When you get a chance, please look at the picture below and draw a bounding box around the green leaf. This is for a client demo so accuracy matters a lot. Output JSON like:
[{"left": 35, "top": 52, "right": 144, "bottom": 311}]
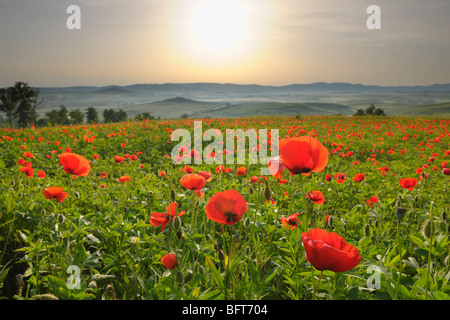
[
  {"left": 409, "top": 234, "right": 425, "bottom": 247},
  {"left": 262, "top": 267, "right": 280, "bottom": 286},
  {"left": 205, "top": 255, "right": 224, "bottom": 290}
]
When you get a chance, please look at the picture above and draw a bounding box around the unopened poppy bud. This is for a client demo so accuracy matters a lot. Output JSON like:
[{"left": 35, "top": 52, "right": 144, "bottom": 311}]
[
  {"left": 327, "top": 215, "right": 334, "bottom": 228},
  {"left": 184, "top": 269, "right": 193, "bottom": 282},
  {"left": 171, "top": 189, "right": 176, "bottom": 202},
  {"left": 364, "top": 224, "right": 370, "bottom": 237},
  {"left": 263, "top": 185, "right": 271, "bottom": 202},
  {"left": 217, "top": 249, "right": 225, "bottom": 262},
  {"left": 374, "top": 219, "right": 379, "bottom": 228},
  {"left": 172, "top": 215, "right": 182, "bottom": 231},
  {"left": 249, "top": 186, "right": 254, "bottom": 195},
  {"left": 442, "top": 209, "right": 447, "bottom": 221},
  {"left": 421, "top": 220, "right": 432, "bottom": 239},
  {"left": 395, "top": 207, "right": 407, "bottom": 221}
]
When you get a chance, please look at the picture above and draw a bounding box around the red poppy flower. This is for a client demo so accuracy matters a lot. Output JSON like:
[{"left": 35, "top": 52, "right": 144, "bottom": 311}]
[
  {"left": 114, "top": 155, "right": 124, "bottom": 164},
  {"left": 334, "top": 173, "right": 346, "bottom": 183},
  {"left": 302, "top": 228, "right": 361, "bottom": 273},
  {"left": 305, "top": 190, "right": 325, "bottom": 205},
  {"left": 215, "top": 165, "right": 226, "bottom": 173},
  {"left": 353, "top": 173, "right": 365, "bottom": 182},
  {"left": 23, "top": 151, "right": 34, "bottom": 158},
  {"left": 236, "top": 167, "right": 247, "bottom": 176},
  {"left": 278, "top": 136, "right": 329, "bottom": 175},
  {"left": 198, "top": 171, "right": 213, "bottom": 182},
  {"left": 21, "top": 167, "right": 34, "bottom": 178},
  {"left": 37, "top": 170, "right": 46, "bottom": 178},
  {"left": 118, "top": 175, "right": 130, "bottom": 183},
  {"left": 161, "top": 253, "right": 178, "bottom": 269},
  {"left": 182, "top": 165, "right": 194, "bottom": 173},
  {"left": 281, "top": 212, "right": 301, "bottom": 230},
  {"left": 59, "top": 152, "right": 91, "bottom": 177},
  {"left": 205, "top": 189, "right": 247, "bottom": 225},
  {"left": 44, "top": 187, "right": 68, "bottom": 202},
  {"left": 325, "top": 174, "right": 332, "bottom": 181},
  {"left": 180, "top": 173, "right": 206, "bottom": 190},
  {"left": 399, "top": 178, "right": 418, "bottom": 190},
  {"left": 443, "top": 168, "right": 450, "bottom": 175},
  {"left": 366, "top": 196, "right": 379, "bottom": 207},
  {"left": 150, "top": 202, "right": 185, "bottom": 231}
]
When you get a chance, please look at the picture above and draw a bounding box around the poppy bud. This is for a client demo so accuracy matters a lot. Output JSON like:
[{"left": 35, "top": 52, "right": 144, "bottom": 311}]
[
  {"left": 327, "top": 215, "right": 334, "bottom": 228},
  {"left": 217, "top": 249, "right": 225, "bottom": 262},
  {"left": 263, "top": 184, "right": 271, "bottom": 202},
  {"left": 171, "top": 189, "right": 176, "bottom": 202},
  {"left": 395, "top": 207, "right": 407, "bottom": 221},
  {"left": 421, "top": 220, "right": 432, "bottom": 239},
  {"left": 442, "top": 209, "right": 447, "bottom": 221},
  {"left": 364, "top": 224, "right": 370, "bottom": 237},
  {"left": 244, "top": 217, "right": 251, "bottom": 228},
  {"left": 374, "top": 219, "right": 379, "bottom": 228},
  {"left": 184, "top": 269, "right": 193, "bottom": 282},
  {"left": 249, "top": 186, "right": 254, "bottom": 195},
  {"left": 172, "top": 215, "right": 182, "bottom": 232}
]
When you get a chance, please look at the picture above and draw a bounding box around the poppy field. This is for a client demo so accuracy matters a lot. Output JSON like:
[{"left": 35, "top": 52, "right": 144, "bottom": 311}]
[{"left": 0, "top": 115, "right": 449, "bottom": 301}]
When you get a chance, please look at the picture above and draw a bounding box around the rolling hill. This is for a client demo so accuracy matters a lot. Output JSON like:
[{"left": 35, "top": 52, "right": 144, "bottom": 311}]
[{"left": 21, "top": 82, "right": 450, "bottom": 119}]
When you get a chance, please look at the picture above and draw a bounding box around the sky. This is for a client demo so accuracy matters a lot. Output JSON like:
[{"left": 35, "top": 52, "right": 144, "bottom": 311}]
[{"left": 1, "top": 0, "right": 450, "bottom": 88}]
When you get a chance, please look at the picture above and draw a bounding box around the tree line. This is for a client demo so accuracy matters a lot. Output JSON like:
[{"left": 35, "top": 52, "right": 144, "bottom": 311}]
[
  {"left": 353, "top": 104, "right": 386, "bottom": 116},
  {"left": 0, "top": 81, "right": 156, "bottom": 127}
]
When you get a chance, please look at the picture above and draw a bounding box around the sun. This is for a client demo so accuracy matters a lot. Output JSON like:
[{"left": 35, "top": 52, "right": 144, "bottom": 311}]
[
  {"left": 189, "top": 0, "right": 245, "bottom": 52},
  {"left": 182, "top": 0, "right": 253, "bottom": 61}
]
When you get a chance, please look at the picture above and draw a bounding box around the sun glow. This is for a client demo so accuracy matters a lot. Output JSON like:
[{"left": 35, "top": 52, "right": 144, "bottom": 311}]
[
  {"left": 178, "top": 0, "right": 261, "bottom": 63},
  {"left": 189, "top": 0, "right": 245, "bottom": 52}
]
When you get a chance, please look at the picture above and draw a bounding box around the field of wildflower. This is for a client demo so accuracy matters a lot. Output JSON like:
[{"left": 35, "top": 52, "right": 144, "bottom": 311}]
[{"left": 0, "top": 115, "right": 449, "bottom": 301}]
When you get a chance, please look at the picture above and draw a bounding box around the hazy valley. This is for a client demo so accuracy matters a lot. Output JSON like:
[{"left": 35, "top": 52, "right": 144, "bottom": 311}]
[{"left": 33, "top": 82, "right": 450, "bottom": 120}]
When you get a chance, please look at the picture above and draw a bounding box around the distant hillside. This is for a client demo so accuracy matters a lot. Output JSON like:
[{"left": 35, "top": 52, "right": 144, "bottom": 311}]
[
  {"left": 22, "top": 81, "right": 450, "bottom": 119},
  {"left": 191, "top": 102, "right": 352, "bottom": 118},
  {"left": 92, "top": 85, "right": 134, "bottom": 95},
  {"left": 126, "top": 97, "right": 222, "bottom": 118}
]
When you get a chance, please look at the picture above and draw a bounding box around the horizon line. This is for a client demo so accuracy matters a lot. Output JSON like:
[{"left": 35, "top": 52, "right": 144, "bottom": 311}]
[{"left": 25, "top": 81, "right": 450, "bottom": 89}]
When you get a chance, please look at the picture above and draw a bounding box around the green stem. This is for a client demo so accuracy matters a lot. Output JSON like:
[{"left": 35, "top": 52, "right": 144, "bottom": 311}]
[
  {"left": 425, "top": 201, "right": 434, "bottom": 300},
  {"left": 299, "top": 174, "right": 309, "bottom": 227},
  {"left": 311, "top": 269, "right": 323, "bottom": 300},
  {"left": 394, "top": 218, "right": 403, "bottom": 300},
  {"left": 191, "top": 193, "right": 197, "bottom": 235}
]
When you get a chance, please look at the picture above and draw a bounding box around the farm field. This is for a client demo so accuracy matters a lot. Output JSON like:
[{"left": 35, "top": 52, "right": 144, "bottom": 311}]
[{"left": 0, "top": 114, "right": 449, "bottom": 301}]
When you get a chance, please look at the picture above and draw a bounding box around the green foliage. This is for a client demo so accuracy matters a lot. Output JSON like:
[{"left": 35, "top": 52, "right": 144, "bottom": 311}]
[
  {"left": 0, "top": 114, "right": 448, "bottom": 301},
  {"left": 0, "top": 81, "right": 41, "bottom": 127},
  {"left": 103, "top": 108, "right": 128, "bottom": 123}
]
